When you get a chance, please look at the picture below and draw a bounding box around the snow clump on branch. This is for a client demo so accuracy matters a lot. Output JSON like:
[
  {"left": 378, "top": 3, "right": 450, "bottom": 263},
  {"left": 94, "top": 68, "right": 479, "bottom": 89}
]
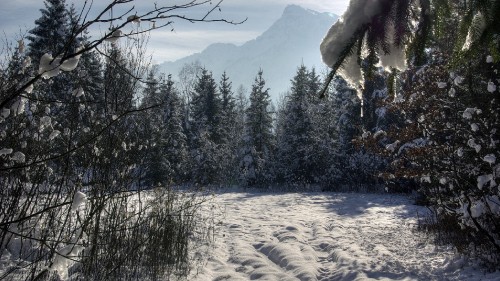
[
  {"left": 38, "top": 46, "right": 83, "bottom": 79},
  {"left": 320, "top": 0, "right": 406, "bottom": 89}
]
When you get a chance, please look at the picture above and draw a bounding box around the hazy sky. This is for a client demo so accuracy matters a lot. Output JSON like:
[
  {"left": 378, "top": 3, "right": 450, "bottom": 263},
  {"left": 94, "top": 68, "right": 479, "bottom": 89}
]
[{"left": 0, "top": 0, "right": 348, "bottom": 63}]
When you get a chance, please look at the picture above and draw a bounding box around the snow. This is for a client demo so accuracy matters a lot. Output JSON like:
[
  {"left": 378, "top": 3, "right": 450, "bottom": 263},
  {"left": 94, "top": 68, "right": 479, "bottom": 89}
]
[
  {"left": 421, "top": 175, "right": 432, "bottom": 183},
  {"left": 385, "top": 140, "right": 400, "bottom": 152},
  {"left": 486, "top": 56, "right": 494, "bottom": 63},
  {"left": 373, "top": 130, "right": 386, "bottom": 139},
  {"left": 22, "top": 57, "right": 31, "bottom": 69},
  {"left": 127, "top": 15, "right": 141, "bottom": 24},
  {"left": 59, "top": 57, "right": 79, "bottom": 72},
  {"left": 437, "top": 82, "right": 447, "bottom": 88},
  {"left": 48, "top": 130, "right": 60, "bottom": 140},
  {"left": 1, "top": 108, "right": 10, "bottom": 119},
  {"left": 320, "top": 0, "right": 395, "bottom": 87},
  {"left": 193, "top": 191, "right": 500, "bottom": 281},
  {"left": 39, "top": 53, "right": 61, "bottom": 79},
  {"left": 25, "top": 83, "right": 34, "bottom": 94},
  {"left": 467, "top": 139, "right": 481, "bottom": 153},
  {"left": 487, "top": 82, "right": 496, "bottom": 93},
  {"left": 453, "top": 76, "right": 464, "bottom": 86},
  {"left": 39, "top": 48, "right": 82, "bottom": 78},
  {"left": 449, "top": 87, "right": 456, "bottom": 97},
  {"left": 462, "top": 108, "right": 477, "bottom": 119},
  {"left": 104, "top": 29, "right": 123, "bottom": 43},
  {"left": 11, "top": 151, "right": 25, "bottom": 163},
  {"left": 72, "top": 87, "right": 84, "bottom": 98},
  {"left": 462, "top": 12, "right": 486, "bottom": 51},
  {"left": 0, "top": 148, "right": 13, "bottom": 156},
  {"left": 379, "top": 23, "right": 407, "bottom": 72},
  {"left": 39, "top": 116, "right": 52, "bottom": 131},
  {"left": 51, "top": 244, "right": 85, "bottom": 280},
  {"left": 477, "top": 174, "right": 494, "bottom": 190},
  {"left": 70, "top": 191, "right": 87, "bottom": 211},
  {"left": 59, "top": 46, "right": 82, "bottom": 72},
  {"left": 10, "top": 97, "right": 26, "bottom": 116},
  {"left": 483, "top": 154, "right": 496, "bottom": 165}
]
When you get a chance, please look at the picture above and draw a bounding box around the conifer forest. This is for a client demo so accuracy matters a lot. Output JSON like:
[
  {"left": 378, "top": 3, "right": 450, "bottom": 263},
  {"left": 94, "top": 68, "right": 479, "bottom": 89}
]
[{"left": 0, "top": 0, "right": 499, "bottom": 280}]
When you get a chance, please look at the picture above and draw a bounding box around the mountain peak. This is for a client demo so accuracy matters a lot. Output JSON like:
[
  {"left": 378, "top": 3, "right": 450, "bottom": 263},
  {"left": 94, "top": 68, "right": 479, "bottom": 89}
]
[
  {"left": 282, "top": 4, "right": 310, "bottom": 16},
  {"left": 159, "top": 5, "right": 338, "bottom": 100}
]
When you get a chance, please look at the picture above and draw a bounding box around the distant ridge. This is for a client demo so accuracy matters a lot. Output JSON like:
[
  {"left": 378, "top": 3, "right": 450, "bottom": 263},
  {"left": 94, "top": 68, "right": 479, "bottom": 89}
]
[{"left": 159, "top": 5, "right": 338, "bottom": 100}]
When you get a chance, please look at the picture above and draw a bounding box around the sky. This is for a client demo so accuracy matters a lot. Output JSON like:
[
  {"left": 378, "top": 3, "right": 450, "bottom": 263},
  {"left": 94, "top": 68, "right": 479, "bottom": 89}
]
[{"left": 0, "top": 0, "right": 349, "bottom": 64}]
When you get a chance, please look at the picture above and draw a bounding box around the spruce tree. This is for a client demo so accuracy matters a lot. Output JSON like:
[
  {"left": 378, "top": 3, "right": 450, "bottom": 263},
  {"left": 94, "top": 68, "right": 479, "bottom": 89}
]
[
  {"left": 275, "top": 65, "right": 318, "bottom": 185},
  {"left": 219, "top": 71, "right": 237, "bottom": 143},
  {"left": 190, "top": 68, "right": 222, "bottom": 143},
  {"left": 27, "top": 0, "right": 69, "bottom": 61},
  {"left": 162, "top": 75, "right": 189, "bottom": 183},
  {"left": 189, "top": 68, "right": 223, "bottom": 184},
  {"left": 218, "top": 72, "right": 240, "bottom": 183},
  {"left": 140, "top": 68, "right": 165, "bottom": 186},
  {"left": 240, "top": 70, "right": 274, "bottom": 186},
  {"left": 103, "top": 47, "right": 135, "bottom": 114}
]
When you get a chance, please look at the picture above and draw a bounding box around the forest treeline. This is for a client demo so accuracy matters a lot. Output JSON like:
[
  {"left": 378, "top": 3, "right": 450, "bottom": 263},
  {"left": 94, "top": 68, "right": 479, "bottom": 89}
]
[{"left": 0, "top": 0, "right": 499, "bottom": 279}]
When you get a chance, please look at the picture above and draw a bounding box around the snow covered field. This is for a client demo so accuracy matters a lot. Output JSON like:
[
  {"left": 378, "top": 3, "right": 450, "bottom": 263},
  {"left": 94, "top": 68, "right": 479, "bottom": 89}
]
[{"left": 193, "top": 191, "right": 500, "bottom": 281}]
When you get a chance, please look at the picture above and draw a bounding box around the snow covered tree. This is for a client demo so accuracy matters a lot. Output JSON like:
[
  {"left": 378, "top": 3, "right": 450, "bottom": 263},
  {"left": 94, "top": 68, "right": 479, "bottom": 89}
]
[
  {"left": 0, "top": 1, "right": 240, "bottom": 279},
  {"left": 356, "top": 14, "right": 500, "bottom": 264},
  {"left": 190, "top": 68, "right": 222, "bottom": 143},
  {"left": 161, "top": 74, "right": 189, "bottom": 184},
  {"left": 319, "top": 0, "right": 500, "bottom": 97},
  {"left": 140, "top": 68, "right": 166, "bottom": 186},
  {"left": 189, "top": 68, "right": 224, "bottom": 184},
  {"left": 275, "top": 65, "right": 317, "bottom": 185},
  {"left": 103, "top": 46, "right": 136, "bottom": 114},
  {"left": 240, "top": 70, "right": 275, "bottom": 186},
  {"left": 140, "top": 70, "right": 189, "bottom": 186},
  {"left": 219, "top": 71, "right": 238, "bottom": 143},
  {"left": 218, "top": 72, "right": 241, "bottom": 183}
]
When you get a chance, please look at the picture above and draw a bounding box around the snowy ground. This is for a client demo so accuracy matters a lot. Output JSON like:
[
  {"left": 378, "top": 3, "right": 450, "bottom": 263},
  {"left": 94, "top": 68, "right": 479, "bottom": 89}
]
[{"left": 193, "top": 191, "right": 500, "bottom": 281}]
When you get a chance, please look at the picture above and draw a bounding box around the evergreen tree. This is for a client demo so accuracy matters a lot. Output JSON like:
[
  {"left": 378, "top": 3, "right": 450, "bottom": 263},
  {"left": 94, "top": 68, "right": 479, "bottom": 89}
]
[
  {"left": 162, "top": 74, "right": 189, "bottom": 183},
  {"left": 218, "top": 72, "right": 240, "bottom": 183},
  {"left": 321, "top": 0, "right": 500, "bottom": 96},
  {"left": 190, "top": 68, "right": 222, "bottom": 143},
  {"left": 275, "top": 65, "right": 316, "bottom": 184},
  {"left": 103, "top": 47, "right": 135, "bottom": 114},
  {"left": 219, "top": 71, "right": 237, "bottom": 143},
  {"left": 140, "top": 68, "right": 165, "bottom": 186},
  {"left": 189, "top": 68, "right": 224, "bottom": 184},
  {"left": 27, "top": 0, "right": 69, "bottom": 61},
  {"left": 240, "top": 70, "right": 274, "bottom": 186}
]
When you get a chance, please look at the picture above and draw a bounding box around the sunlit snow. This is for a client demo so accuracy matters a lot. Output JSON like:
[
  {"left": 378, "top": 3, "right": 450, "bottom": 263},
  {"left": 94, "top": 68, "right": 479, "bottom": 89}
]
[{"left": 192, "top": 191, "right": 499, "bottom": 281}]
